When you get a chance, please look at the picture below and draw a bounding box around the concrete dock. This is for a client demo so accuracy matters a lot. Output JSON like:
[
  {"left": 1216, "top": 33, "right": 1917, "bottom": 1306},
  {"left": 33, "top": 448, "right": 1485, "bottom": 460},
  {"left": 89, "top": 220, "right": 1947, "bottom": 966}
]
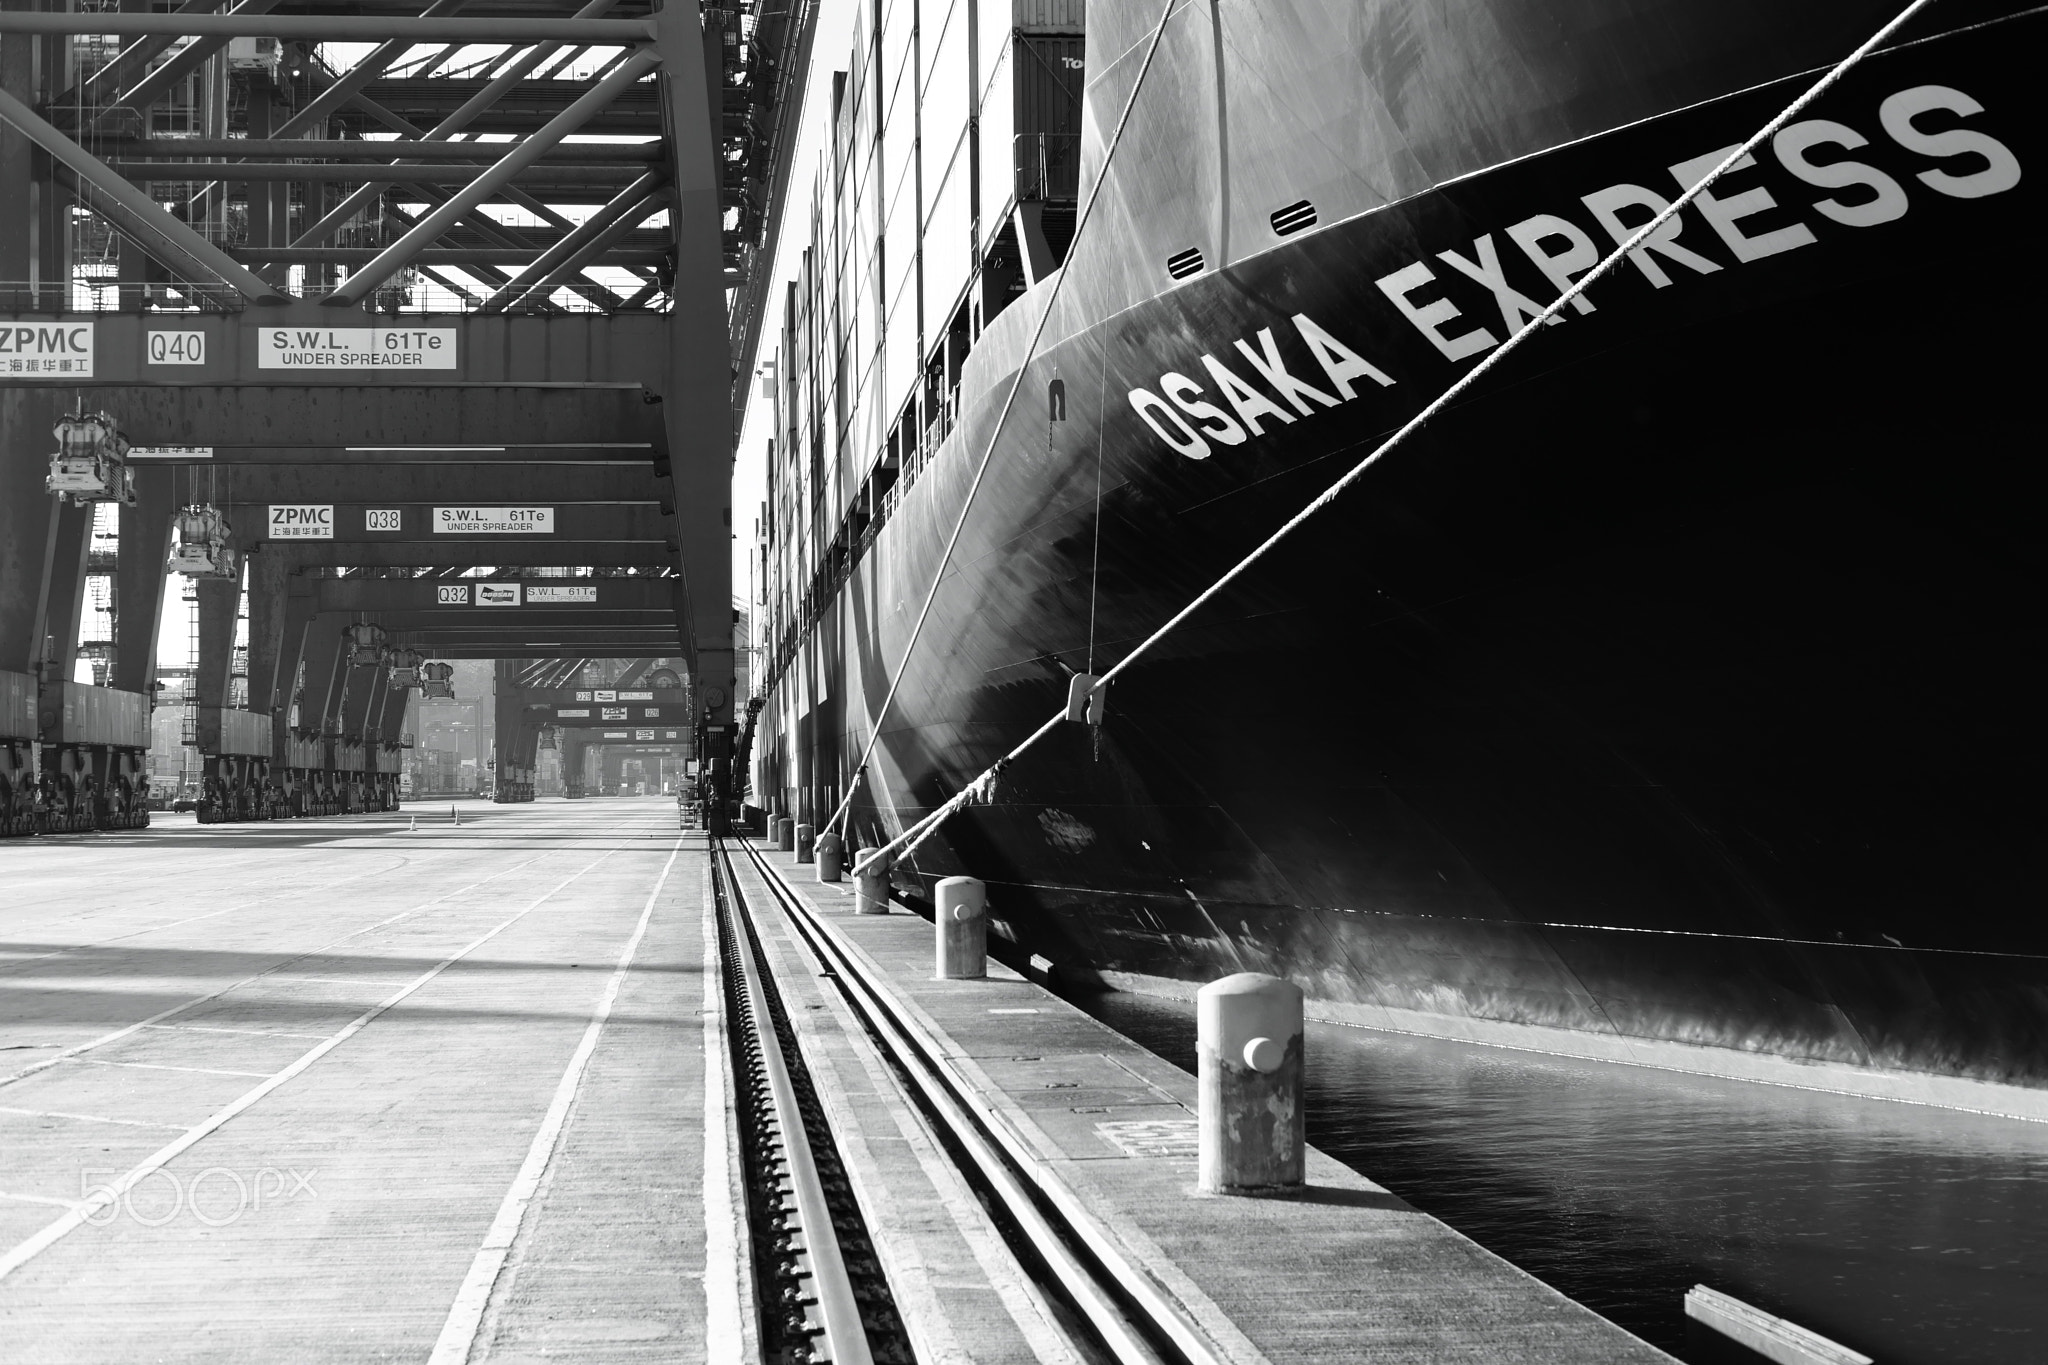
[
  {"left": 734, "top": 835, "right": 1676, "bottom": 1365},
  {"left": 1, "top": 802, "right": 717, "bottom": 1363},
  {"left": 1, "top": 800, "right": 1673, "bottom": 1362}
]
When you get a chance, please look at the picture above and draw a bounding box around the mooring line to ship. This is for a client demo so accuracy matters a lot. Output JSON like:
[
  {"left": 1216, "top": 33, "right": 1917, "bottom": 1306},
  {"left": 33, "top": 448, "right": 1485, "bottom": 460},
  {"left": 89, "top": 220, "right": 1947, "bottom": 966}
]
[
  {"left": 851, "top": 0, "right": 1938, "bottom": 875},
  {"left": 816, "top": 0, "right": 1184, "bottom": 845}
]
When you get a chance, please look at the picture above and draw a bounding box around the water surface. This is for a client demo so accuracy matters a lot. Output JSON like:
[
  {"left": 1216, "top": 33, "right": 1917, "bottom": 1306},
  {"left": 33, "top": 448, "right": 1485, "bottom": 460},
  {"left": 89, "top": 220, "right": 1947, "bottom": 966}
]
[{"left": 1074, "top": 990, "right": 2048, "bottom": 1364}]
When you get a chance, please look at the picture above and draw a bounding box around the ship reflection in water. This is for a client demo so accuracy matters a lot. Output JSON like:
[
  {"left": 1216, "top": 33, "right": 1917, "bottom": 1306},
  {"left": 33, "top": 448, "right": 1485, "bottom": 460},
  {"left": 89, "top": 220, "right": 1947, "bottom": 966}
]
[{"left": 1076, "top": 990, "right": 2048, "bottom": 1365}]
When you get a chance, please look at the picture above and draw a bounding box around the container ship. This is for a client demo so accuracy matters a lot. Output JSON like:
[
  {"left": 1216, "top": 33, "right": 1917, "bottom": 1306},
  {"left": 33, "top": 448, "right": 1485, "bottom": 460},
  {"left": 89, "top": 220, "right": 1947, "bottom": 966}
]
[{"left": 748, "top": 0, "right": 2045, "bottom": 1102}]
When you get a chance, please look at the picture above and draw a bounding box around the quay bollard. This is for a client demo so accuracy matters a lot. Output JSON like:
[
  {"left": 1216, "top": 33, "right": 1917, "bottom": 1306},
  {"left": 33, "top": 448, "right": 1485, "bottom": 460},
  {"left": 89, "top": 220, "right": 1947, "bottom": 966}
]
[
  {"left": 815, "top": 831, "right": 843, "bottom": 882},
  {"left": 1197, "top": 973, "right": 1304, "bottom": 1194},
  {"left": 935, "top": 876, "right": 987, "bottom": 979},
  {"left": 853, "top": 849, "right": 892, "bottom": 915},
  {"left": 795, "top": 822, "right": 815, "bottom": 863},
  {"left": 776, "top": 816, "right": 795, "bottom": 852}
]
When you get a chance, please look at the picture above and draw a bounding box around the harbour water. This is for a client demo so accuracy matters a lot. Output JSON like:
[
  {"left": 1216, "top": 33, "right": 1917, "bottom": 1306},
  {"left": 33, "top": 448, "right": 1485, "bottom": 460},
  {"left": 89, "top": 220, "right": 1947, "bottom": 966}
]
[{"left": 1075, "top": 990, "right": 2048, "bottom": 1364}]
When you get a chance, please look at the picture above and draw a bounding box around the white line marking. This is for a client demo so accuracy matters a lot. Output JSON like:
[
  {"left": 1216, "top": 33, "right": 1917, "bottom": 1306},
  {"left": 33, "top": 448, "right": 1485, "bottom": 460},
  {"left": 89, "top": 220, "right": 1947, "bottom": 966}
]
[
  {"left": 0, "top": 853, "right": 406, "bottom": 976},
  {"left": 144, "top": 1024, "right": 332, "bottom": 1041},
  {"left": 0, "top": 853, "right": 617, "bottom": 1285},
  {"left": 76, "top": 1059, "right": 273, "bottom": 1079},
  {"left": 0, "top": 848, "right": 564, "bottom": 1092},
  {"left": 428, "top": 837, "right": 684, "bottom": 1365},
  {"left": 0, "top": 1105, "right": 191, "bottom": 1131},
  {"left": 0, "top": 1191, "right": 86, "bottom": 1211},
  {"left": 989, "top": 1008, "right": 1042, "bottom": 1015}
]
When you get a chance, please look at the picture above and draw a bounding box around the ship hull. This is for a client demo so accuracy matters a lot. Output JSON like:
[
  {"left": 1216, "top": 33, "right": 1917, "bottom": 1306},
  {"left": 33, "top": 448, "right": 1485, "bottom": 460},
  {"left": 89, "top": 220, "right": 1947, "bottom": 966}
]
[{"left": 757, "top": 14, "right": 2047, "bottom": 1091}]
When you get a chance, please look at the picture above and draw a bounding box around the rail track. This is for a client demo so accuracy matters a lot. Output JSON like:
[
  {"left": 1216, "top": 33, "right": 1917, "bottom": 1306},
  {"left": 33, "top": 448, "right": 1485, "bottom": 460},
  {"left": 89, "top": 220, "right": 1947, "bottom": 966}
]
[{"left": 711, "top": 835, "right": 1225, "bottom": 1365}]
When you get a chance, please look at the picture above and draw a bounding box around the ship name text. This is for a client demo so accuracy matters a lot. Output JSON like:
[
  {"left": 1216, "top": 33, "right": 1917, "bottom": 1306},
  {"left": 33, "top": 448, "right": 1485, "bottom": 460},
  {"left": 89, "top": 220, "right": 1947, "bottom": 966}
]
[
  {"left": 1127, "top": 82, "right": 2019, "bottom": 460},
  {"left": 1127, "top": 314, "right": 1394, "bottom": 460}
]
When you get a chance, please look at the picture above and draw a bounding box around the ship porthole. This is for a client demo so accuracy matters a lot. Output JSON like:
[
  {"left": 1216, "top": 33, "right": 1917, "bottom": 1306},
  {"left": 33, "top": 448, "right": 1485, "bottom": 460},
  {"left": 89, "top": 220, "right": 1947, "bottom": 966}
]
[{"left": 1270, "top": 199, "right": 1318, "bottom": 236}]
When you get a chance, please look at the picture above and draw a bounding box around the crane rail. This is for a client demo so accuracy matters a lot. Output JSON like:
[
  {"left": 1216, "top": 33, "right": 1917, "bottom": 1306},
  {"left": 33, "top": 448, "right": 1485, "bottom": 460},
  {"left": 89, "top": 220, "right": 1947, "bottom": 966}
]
[{"left": 718, "top": 834, "right": 1223, "bottom": 1365}]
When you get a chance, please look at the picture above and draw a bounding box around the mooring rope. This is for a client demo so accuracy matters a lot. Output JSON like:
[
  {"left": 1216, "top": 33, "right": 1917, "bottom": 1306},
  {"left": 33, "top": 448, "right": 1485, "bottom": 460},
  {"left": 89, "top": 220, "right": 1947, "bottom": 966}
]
[
  {"left": 849, "top": 0, "right": 1937, "bottom": 876},
  {"left": 815, "top": 0, "right": 1185, "bottom": 843}
]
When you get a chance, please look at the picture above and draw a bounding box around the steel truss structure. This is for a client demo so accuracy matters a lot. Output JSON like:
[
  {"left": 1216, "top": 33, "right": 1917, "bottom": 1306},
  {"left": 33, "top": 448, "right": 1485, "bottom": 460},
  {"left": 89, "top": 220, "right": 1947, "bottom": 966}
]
[{"left": 0, "top": 0, "right": 810, "bottom": 832}]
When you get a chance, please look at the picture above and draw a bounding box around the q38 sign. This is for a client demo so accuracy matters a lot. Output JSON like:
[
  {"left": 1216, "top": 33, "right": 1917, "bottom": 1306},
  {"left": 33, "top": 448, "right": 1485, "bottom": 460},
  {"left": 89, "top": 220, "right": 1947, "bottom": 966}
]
[{"left": 268, "top": 505, "right": 333, "bottom": 540}]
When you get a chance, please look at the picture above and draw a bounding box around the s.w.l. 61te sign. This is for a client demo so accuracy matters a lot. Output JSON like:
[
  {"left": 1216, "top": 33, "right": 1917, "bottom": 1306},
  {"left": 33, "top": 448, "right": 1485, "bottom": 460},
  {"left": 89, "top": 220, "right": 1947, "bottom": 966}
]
[
  {"left": 435, "top": 508, "right": 554, "bottom": 534},
  {"left": 259, "top": 328, "right": 457, "bottom": 369}
]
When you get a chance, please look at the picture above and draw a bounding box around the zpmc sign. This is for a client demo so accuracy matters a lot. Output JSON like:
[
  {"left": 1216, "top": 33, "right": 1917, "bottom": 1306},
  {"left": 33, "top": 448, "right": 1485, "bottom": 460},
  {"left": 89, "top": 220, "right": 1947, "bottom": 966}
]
[
  {"left": 0, "top": 322, "right": 94, "bottom": 377},
  {"left": 268, "top": 505, "right": 334, "bottom": 539}
]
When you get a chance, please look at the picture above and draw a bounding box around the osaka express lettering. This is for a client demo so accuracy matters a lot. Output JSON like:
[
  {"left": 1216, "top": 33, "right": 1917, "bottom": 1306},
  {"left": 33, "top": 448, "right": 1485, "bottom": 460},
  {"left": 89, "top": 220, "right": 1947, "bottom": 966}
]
[{"left": 1126, "top": 82, "right": 2019, "bottom": 458}]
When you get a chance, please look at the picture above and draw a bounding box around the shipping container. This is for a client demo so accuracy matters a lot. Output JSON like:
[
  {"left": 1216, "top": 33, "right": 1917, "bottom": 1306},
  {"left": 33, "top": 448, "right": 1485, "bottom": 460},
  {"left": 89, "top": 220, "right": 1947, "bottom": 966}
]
[
  {"left": 757, "top": 0, "right": 1088, "bottom": 697},
  {"left": 43, "top": 681, "right": 149, "bottom": 748},
  {"left": 1014, "top": 34, "right": 1084, "bottom": 201},
  {"left": 198, "top": 705, "right": 272, "bottom": 758},
  {"left": 1013, "top": 0, "right": 1085, "bottom": 34},
  {"left": 0, "top": 670, "right": 34, "bottom": 741}
]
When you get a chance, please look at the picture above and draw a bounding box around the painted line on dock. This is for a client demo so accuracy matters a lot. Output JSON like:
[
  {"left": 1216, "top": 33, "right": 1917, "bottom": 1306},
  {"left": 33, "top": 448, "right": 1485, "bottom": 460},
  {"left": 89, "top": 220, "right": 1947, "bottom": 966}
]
[
  {"left": 0, "top": 1191, "right": 86, "bottom": 1211},
  {"left": 76, "top": 1059, "right": 273, "bottom": 1079},
  {"left": 145, "top": 1024, "right": 333, "bottom": 1041},
  {"left": 0, "top": 853, "right": 410, "bottom": 977},
  {"left": 0, "top": 1105, "right": 192, "bottom": 1132},
  {"left": 0, "top": 848, "right": 624, "bottom": 1285},
  {"left": 0, "top": 845, "right": 571, "bottom": 1091},
  {"left": 427, "top": 836, "right": 684, "bottom": 1365}
]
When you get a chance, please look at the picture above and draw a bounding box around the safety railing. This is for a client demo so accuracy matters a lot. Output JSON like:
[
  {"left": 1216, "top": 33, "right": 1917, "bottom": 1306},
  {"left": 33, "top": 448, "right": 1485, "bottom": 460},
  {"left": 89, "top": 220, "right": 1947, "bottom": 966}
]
[{"left": 1014, "top": 132, "right": 1081, "bottom": 202}]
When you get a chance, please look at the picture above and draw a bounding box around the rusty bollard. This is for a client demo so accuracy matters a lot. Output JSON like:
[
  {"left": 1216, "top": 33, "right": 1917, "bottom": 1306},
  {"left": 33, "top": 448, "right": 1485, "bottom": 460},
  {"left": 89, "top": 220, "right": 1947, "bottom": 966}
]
[{"left": 1197, "top": 973, "right": 1304, "bottom": 1194}]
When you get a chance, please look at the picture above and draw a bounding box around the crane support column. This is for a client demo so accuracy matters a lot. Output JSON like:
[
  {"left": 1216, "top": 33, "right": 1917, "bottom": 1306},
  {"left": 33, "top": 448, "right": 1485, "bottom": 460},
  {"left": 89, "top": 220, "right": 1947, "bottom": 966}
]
[
  {"left": 111, "top": 467, "right": 175, "bottom": 697},
  {"left": 294, "top": 619, "right": 350, "bottom": 816}
]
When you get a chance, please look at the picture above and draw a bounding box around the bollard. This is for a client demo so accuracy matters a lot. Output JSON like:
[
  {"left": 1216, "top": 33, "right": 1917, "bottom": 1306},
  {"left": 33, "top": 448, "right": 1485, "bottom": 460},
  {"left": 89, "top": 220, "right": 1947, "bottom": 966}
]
[
  {"left": 452, "top": 807, "right": 461, "bottom": 828},
  {"left": 776, "top": 816, "right": 795, "bottom": 852},
  {"left": 853, "top": 849, "right": 891, "bottom": 914},
  {"left": 1196, "top": 973, "right": 1304, "bottom": 1194},
  {"left": 409, "top": 816, "right": 417, "bottom": 832},
  {"left": 794, "top": 823, "right": 815, "bottom": 863},
  {"left": 934, "top": 876, "right": 987, "bottom": 979},
  {"left": 815, "top": 831, "right": 843, "bottom": 882}
]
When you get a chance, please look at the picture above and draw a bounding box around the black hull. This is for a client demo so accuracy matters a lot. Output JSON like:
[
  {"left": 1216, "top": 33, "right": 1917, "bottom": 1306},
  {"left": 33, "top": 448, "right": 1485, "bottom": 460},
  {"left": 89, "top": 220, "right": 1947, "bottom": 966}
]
[{"left": 757, "top": 14, "right": 2048, "bottom": 1092}]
